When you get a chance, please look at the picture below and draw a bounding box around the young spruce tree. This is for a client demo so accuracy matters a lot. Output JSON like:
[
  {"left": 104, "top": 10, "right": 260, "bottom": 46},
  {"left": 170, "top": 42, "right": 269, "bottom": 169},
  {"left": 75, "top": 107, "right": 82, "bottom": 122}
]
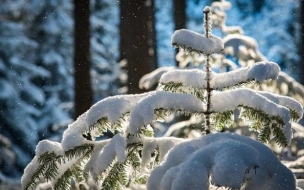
[{"left": 22, "top": 5, "right": 303, "bottom": 190}]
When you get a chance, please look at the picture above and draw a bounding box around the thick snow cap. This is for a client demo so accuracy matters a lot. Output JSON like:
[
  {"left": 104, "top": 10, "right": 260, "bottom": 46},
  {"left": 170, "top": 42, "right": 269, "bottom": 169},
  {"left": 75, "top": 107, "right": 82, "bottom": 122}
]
[{"left": 171, "top": 29, "right": 224, "bottom": 54}]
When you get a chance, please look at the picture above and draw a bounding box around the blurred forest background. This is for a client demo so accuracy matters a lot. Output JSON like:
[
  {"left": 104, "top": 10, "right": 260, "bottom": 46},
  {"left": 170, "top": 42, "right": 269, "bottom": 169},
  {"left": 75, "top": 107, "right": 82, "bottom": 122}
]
[{"left": 0, "top": 0, "right": 303, "bottom": 184}]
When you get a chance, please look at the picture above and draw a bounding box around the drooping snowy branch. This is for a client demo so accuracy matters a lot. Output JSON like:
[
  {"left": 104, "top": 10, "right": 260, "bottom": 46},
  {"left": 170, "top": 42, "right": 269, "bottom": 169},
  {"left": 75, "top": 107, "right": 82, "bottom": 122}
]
[
  {"left": 257, "top": 91, "right": 303, "bottom": 121},
  {"left": 21, "top": 140, "right": 65, "bottom": 190},
  {"left": 211, "top": 88, "right": 290, "bottom": 123},
  {"left": 127, "top": 91, "right": 204, "bottom": 135},
  {"left": 61, "top": 93, "right": 149, "bottom": 150},
  {"left": 223, "top": 34, "right": 267, "bottom": 63},
  {"left": 160, "top": 61, "right": 280, "bottom": 90},
  {"left": 139, "top": 67, "right": 175, "bottom": 90},
  {"left": 211, "top": 88, "right": 293, "bottom": 145}
]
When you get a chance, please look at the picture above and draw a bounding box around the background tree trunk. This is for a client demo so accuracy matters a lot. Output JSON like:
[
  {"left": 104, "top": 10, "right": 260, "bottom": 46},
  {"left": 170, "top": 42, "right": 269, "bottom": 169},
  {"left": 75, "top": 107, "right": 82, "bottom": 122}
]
[
  {"left": 173, "top": 0, "right": 186, "bottom": 66},
  {"left": 120, "top": 0, "right": 158, "bottom": 94},
  {"left": 74, "top": 0, "right": 93, "bottom": 119}
]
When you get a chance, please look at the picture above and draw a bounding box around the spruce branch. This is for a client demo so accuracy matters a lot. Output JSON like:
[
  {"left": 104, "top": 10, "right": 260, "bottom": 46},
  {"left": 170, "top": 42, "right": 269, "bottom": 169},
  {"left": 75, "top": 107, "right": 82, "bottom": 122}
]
[
  {"left": 272, "top": 125, "right": 288, "bottom": 147},
  {"left": 211, "top": 110, "right": 234, "bottom": 130},
  {"left": 161, "top": 82, "right": 206, "bottom": 102},
  {"left": 65, "top": 143, "right": 94, "bottom": 160},
  {"left": 162, "top": 81, "right": 184, "bottom": 92},
  {"left": 258, "top": 126, "right": 271, "bottom": 143},
  {"left": 137, "top": 125, "right": 155, "bottom": 138},
  {"left": 53, "top": 144, "right": 94, "bottom": 190},
  {"left": 154, "top": 108, "right": 170, "bottom": 121},
  {"left": 87, "top": 117, "right": 111, "bottom": 138},
  {"left": 289, "top": 108, "right": 301, "bottom": 121},
  {"left": 126, "top": 143, "right": 142, "bottom": 180},
  {"left": 24, "top": 152, "right": 62, "bottom": 190},
  {"left": 101, "top": 162, "right": 129, "bottom": 189},
  {"left": 219, "top": 78, "right": 260, "bottom": 91},
  {"left": 93, "top": 143, "right": 143, "bottom": 189},
  {"left": 85, "top": 114, "right": 129, "bottom": 140},
  {"left": 240, "top": 106, "right": 287, "bottom": 146}
]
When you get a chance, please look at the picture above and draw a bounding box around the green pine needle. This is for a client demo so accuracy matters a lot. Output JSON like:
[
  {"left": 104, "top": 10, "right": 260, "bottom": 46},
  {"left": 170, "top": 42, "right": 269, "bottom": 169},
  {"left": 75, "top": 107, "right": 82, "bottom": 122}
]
[
  {"left": 258, "top": 126, "right": 271, "bottom": 143},
  {"left": 211, "top": 110, "right": 234, "bottom": 131},
  {"left": 241, "top": 106, "right": 287, "bottom": 146}
]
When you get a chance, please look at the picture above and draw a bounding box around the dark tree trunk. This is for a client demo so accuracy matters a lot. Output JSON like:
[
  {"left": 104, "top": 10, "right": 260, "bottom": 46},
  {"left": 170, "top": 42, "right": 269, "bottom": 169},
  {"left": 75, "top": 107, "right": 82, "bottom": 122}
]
[
  {"left": 74, "top": 0, "right": 93, "bottom": 119},
  {"left": 300, "top": 0, "right": 304, "bottom": 85},
  {"left": 120, "top": 0, "right": 158, "bottom": 94},
  {"left": 173, "top": 0, "right": 186, "bottom": 66}
]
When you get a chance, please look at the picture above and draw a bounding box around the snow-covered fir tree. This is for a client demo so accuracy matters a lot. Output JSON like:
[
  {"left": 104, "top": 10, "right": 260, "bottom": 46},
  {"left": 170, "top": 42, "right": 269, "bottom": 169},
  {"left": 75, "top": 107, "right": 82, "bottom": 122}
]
[{"left": 21, "top": 5, "right": 303, "bottom": 190}]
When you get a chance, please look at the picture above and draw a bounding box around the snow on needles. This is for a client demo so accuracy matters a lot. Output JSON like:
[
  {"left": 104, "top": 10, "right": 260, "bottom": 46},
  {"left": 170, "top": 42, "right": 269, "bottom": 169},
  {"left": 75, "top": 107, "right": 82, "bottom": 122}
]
[
  {"left": 211, "top": 88, "right": 293, "bottom": 144},
  {"left": 61, "top": 93, "right": 149, "bottom": 150},
  {"left": 160, "top": 69, "right": 207, "bottom": 88},
  {"left": 211, "top": 88, "right": 290, "bottom": 124},
  {"left": 35, "top": 140, "right": 64, "bottom": 157},
  {"left": 21, "top": 140, "right": 64, "bottom": 189},
  {"left": 127, "top": 91, "right": 204, "bottom": 134},
  {"left": 171, "top": 29, "right": 223, "bottom": 54},
  {"left": 86, "top": 134, "right": 126, "bottom": 179},
  {"left": 85, "top": 93, "right": 149, "bottom": 124},
  {"left": 257, "top": 91, "right": 303, "bottom": 120}
]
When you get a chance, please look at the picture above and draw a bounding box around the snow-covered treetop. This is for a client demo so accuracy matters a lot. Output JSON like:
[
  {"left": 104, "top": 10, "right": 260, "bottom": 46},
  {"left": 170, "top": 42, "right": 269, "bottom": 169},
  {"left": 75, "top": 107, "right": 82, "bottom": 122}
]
[{"left": 172, "top": 7, "right": 224, "bottom": 55}]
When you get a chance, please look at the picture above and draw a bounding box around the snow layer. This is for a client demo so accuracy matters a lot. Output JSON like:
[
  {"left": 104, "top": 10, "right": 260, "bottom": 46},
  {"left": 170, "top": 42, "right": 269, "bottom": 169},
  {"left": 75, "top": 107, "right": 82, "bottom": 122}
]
[
  {"left": 171, "top": 29, "right": 223, "bottom": 54},
  {"left": 147, "top": 133, "right": 296, "bottom": 190},
  {"left": 36, "top": 140, "right": 64, "bottom": 157},
  {"left": 127, "top": 91, "right": 204, "bottom": 134},
  {"left": 85, "top": 93, "right": 149, "bottom": 125},
  {"left": 160, "top": 61, "right": 280, "bottom": 89},
  {"left": 211, "top": 88, "right": 294, "bottom": 144},
  {"left": 61, "top": 93, "right": 149, "bottom": 151},
  {"left": 160, "top": 69, "right": 207, "bottom": 88},
  {"left": 257, "top": 91, "right": 303, "bottom": 120},
  {"left": 88, "top": 134, "right": 126, "bottom": 179},
  {"left": 211, "top": 88, "right": 290, "bottom": 124},
  {"left": 21, "top": 140, "right": 65, "bottom": 189},
  {"left": 21, "top": 157, "right": 39, "bottom": 189},
  {"left": 139, "top": 66, "right": 175, "bottom": 90},
  {"left": 247, "top": 61, "right": 280, "bottom": 82}
]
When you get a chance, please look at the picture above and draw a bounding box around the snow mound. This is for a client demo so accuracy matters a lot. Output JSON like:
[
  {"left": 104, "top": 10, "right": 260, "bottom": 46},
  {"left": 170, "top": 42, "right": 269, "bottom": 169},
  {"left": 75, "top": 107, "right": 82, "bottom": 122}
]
[{"left": 147, "top": 133, "right": 295, "bottom": 190}]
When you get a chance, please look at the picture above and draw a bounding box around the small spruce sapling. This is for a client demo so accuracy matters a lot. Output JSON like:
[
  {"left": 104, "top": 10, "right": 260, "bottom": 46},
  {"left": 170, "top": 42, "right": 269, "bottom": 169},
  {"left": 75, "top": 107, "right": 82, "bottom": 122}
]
[{"left": 22, "top": 5, "right": 303, "bottom": 190}]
